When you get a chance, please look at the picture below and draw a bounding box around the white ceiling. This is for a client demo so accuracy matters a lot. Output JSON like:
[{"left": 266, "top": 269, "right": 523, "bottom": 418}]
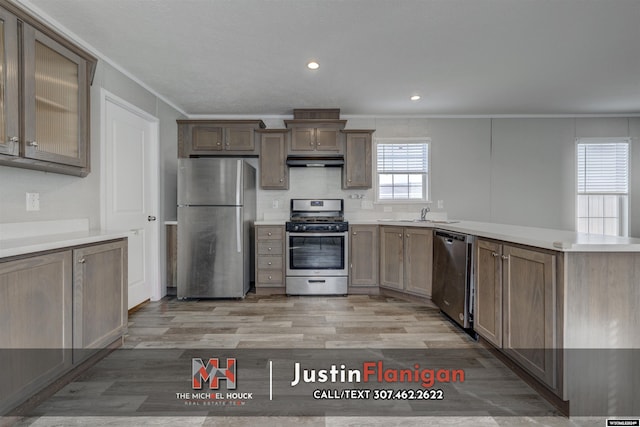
[{"left": 18, "top": 0, "right": 640, "bottom": 117}]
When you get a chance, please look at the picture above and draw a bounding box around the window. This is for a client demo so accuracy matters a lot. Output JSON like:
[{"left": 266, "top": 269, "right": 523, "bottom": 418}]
[
  {"left": 375, "top": 138, "right": 430, "bottom": 202},
  {"left": 576, "top": 138, "right": 630, "bottom": 237}
]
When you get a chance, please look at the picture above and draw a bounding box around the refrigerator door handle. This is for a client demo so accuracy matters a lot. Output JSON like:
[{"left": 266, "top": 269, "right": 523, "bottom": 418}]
[
  {"left": 236, "top": 206, "right": 242, "bottom": 253},
  {"left": 236, "top": 159, "right": 242, "bottom": 206}
]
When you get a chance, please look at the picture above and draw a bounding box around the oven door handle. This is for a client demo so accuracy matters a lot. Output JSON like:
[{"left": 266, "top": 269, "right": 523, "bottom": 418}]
[
  {"left": 286, "top": 232, "right": 348, "bottom": 238},
  {"left": 307, "top": 279, "right": 326, "bottom": 283}
]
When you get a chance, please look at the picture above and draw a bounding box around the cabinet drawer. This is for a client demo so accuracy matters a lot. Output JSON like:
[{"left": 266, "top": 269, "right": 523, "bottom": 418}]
[
  {"left": 257, "top": 256, "right": 283, "bottom": 270},
  {"left": 257, "top": 241, "right": 283, "bottom": 255},
  {"left": 257, "top": 270, "right": 283, "bottom": 284},
  {"left": 257, "top": 227, "right": 284, "bottom": 240}
]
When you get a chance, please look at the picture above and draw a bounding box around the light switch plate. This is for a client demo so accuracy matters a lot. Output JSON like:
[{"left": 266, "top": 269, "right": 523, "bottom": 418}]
[{"left": 26, "top": 192, "right": 40, "bottom": 211}]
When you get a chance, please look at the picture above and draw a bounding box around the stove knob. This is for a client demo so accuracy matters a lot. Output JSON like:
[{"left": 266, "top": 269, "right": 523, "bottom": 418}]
[{"left": 302, "top": 225, "right": 307, "bottom": 231}]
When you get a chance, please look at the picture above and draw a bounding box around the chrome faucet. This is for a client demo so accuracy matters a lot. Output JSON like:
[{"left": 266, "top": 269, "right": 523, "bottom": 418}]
[{"left": 420, "top": 207, "right": 430, "bottom": 221}]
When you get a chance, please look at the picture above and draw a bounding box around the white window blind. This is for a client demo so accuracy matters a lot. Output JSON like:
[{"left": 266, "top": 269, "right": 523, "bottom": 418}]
[
  {"left": 377, "top": 143, "right": 428, "bottom": 173},
  {"left": 577, "top": 142, "right": 629, "bottom": 194},
  {"left": 576, "top": 139, "right": 630, "bottom": 237},
  {"left": 376, "top": 140, "right": 430, "bottom": 201}
]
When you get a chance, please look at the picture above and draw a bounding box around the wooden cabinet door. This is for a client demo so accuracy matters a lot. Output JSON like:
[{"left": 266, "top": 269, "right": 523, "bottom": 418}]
[
  {"left": 73, "top": 240, "right": 127, "bottom": 360},
  {"left": 226, "top": 127, "right": 255, "bottom": 151},
  {"left": 315, "top": 127, "right": 340, "bottom": 151},
  {"left": 349, "top": 225, "right": 379, "bottom": 287},
  {"left": 0, "top": 7, "right": 19, "bottom": 157},
  {"left": 404, "top": 228, "right": 433, "bottom": 297},
  {"left": 379, "top": 226, "right": 404, "bottom": 290},
  {"left": 475, "top": 239, "right": 503, "bottom": 347},
  {"left": 290, "top": 127, "right": 316, "bottom": 151},
  {"left": 259, "top": 131, "right": 288, "bottom": 189},
  {"left": 192, "top": 125, "right": 224, "bottom": 152},
  {"left": 22, "top": 24, "right": 88, "bottom": 168},
  {"left": 503, "top": 244, "right": 557, "bottom": 388},
  {"left": 343, "top": 132, "right": 372, "bottom": 189},
  {"left": 0, "top": 251, "right": 72, "bottom": 413}
]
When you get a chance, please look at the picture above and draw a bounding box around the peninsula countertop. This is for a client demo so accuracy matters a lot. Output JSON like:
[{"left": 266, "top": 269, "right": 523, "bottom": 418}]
[{"left": 255, "top": 219, "right": 640, "bottom": 252}]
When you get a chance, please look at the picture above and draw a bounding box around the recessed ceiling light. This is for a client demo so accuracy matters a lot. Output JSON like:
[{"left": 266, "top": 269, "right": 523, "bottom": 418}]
[
  {"left": 410, "top": 95, "right": 421, "bottom": 101},
  {"left": 307, "top": 61, "right": 320, "bottom": 70}
]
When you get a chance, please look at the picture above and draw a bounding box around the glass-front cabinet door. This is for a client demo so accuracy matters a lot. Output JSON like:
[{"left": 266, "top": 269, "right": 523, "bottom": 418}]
[
  {"left": 0, "top": 6, "right": 19, "bottom": 156},
  {"left": 22, "top": 24, "right": 88, "bottom": 168}
]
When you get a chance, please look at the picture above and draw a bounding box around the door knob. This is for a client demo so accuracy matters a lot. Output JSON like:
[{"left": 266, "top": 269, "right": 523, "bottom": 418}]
[{"left": 148, "top": 215, "right": 157, "bottom": 222}]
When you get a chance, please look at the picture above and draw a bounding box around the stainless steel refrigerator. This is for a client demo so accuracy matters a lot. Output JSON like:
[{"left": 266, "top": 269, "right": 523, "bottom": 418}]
[{"left": 177, "top": 158, "right": 256, "bottom": 298}]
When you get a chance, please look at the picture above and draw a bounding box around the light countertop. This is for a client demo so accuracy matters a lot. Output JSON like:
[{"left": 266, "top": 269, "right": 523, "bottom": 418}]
[
  {"left": 254, "top": 219, "right": 640, "bottom": 252},
  {"left": 361, "top": 219, "right": 640, "bottom": 252},
  {"left": 0, "top": 230, "right": 131, "bottom": 259}
]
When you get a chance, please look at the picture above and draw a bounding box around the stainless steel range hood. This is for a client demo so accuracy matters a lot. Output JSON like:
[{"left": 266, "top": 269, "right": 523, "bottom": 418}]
[{"left": 286, "top": 155, "right": 344, "bottom": 167}]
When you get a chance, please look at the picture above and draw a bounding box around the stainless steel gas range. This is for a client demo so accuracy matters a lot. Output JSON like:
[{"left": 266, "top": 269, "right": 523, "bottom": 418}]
[{"left": 285, "top": 199, "right": 349, "bottom": 295}]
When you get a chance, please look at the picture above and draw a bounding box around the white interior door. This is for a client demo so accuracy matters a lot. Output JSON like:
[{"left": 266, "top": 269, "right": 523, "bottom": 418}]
[{"left": 102, "top": 90, "right": 160, "bottom": 309}]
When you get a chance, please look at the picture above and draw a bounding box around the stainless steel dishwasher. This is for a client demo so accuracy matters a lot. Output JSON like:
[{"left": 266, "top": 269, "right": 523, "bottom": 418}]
[{"left": 432, "top": 229, "right": 475, "bottom": 330}]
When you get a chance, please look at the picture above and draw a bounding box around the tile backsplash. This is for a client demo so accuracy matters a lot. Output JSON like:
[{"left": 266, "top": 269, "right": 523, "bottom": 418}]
[{"left": 256, "top": 167, "right": 430, "bottom": 221}]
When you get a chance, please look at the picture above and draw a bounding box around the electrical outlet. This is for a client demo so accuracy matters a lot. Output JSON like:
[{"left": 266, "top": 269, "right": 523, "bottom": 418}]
[
  {"left": 26, "top": 192, "right": 40, "bottom": 211},
  {"left": 361, "top": 200, "right": 373, "bottom": 210},
  {"left": 272, "top": 199, "right": 279, "bottom": 209},
  {"left": 383, "top": 206, "right": 392, "bottom": 212},
  {"left": 437, "top": 200, "right": 444, "bottom": 209}
]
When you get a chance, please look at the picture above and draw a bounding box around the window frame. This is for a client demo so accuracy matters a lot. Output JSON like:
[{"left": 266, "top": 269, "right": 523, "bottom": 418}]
[
  {"left": 374, "top": 137, "right": 431, "bottom": 204},
  {"left": 575, "top": 137, "right": 631, "bottom": 237}
]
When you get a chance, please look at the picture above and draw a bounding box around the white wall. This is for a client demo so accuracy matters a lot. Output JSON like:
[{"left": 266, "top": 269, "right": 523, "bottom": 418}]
[
  {"left": 254, "top": 116, "right": 640, "bottom": 237},
  {"left": 0, "top": 60, "right": 185, "bottom": 289}
]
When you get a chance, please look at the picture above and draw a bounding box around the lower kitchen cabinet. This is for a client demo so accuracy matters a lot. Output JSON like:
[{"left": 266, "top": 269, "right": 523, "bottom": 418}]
[
  {"left": 475, "top": 238, "right": 560, "bottom": 392},
  {"left": 380, "top": 226, "right": 433, "bottom": 297},
  {"left": 73, "top": 240, "right": 127, "bottom": 363},
  {"left": 349, "top": 225, "right": 378, "bottom": 290},
  {"left": 475, "top": 239, "right": 503, "bottom": 347},
  {"left": 0, "top": 251, "right": 73, "bottom": 414},
  {"left": 255, "top": 225, "right": 285, "bottom": 294},
  {"left": 0, "top": 238, "right": 128, "bottom": 414}
]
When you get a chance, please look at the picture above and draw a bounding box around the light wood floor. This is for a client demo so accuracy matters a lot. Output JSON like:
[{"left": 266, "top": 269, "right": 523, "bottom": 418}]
[{"left": 4, "top": 294, "right": 604, "bottom": 427}]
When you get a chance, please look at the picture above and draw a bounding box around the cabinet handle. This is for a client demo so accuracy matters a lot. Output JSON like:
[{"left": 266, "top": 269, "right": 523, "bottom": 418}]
[
  {"left": 398, "top": 234, "right": 402, "bottom": 238},
  {"left": 217, "top": 142, "right": 221, "bottom": 146},
  {"left": 348, "top": 179, "right": 352, "bottom": 183},
  {"left": 78, "top": 258, "right": 86, "bottom": 264},
  {"left": 268, "top": 261, "right": 272, "bottom": 266},
  {"left": 267, "top": 232, "right": 272, "bottom": 236},
  {"left": 353, "top": 231, "right": 357, "bottom": 235},
  {"left": 406, "top": 234, "right": 410, "bottom": 238},
  {"left": 27, "top": 141, "right": 38, "bottom": 147},
  {"left": 310, "top": 141, "right": 314, "bottom": 146},
  {"left": 279, "top": 178, "right": 284, "bottom": 182},
  {"left": 501, "top": 255, "right": 509, "bottom": 260},
  {"left": 9, "top": 136, "right": 19, "bottom": 143},
  {"left": 268, "top": 275, "right": 272, "bottom": 280},
  {"left": 268, "top": 247, "right": 272, "bottom": 251},
  {"left": 491, "top": 252, "right": 500, "bottom": 257}
]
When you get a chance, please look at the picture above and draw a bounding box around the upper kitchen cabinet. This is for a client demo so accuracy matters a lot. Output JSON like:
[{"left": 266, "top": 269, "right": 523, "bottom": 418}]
[
  {"left": 284, "top": 119, "right": 347, "bottom": 154},
  {"left": 257, "top": 129, "right": 289, "bottom": 190},
  {"left": 177, "top": 120, "right": 266, "bottom": 157},
  {"left": 342, "top": 129, "right": 374, "bottom": 189},
  {"left": 0, "top": 1, "right": 96, "bottom": 177},
  {"left": 0, "top": 6, "right": 19, "bottom": 157}
]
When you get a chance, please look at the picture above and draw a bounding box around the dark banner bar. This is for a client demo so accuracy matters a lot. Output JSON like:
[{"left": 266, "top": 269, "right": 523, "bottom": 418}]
[{"left": 1, "top": 348, "right": 639, "bottom": 417}]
